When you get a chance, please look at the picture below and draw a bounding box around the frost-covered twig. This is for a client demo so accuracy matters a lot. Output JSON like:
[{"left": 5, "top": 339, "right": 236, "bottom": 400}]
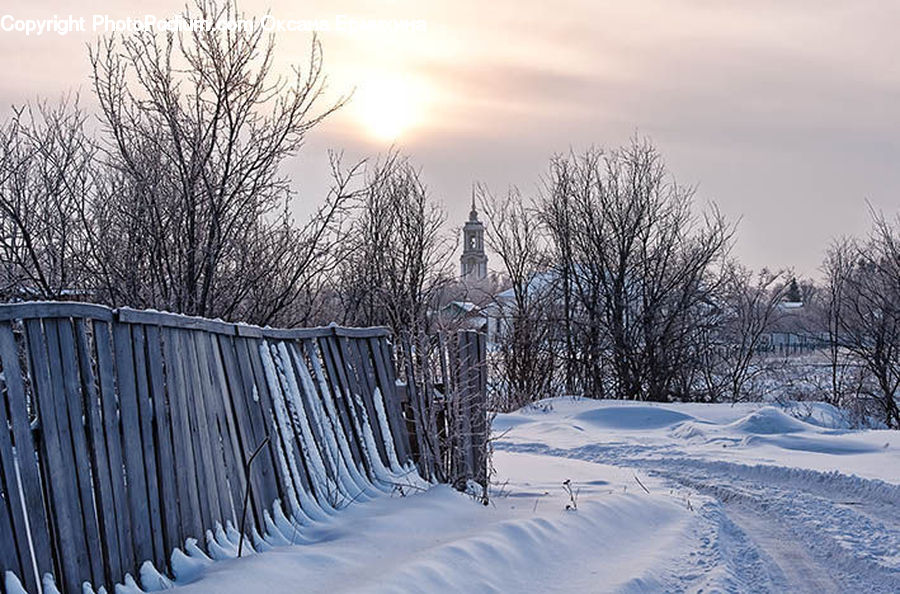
[
  {"left": 562, "top": 479, "right": 578, "bottom": 511},
  {"left": 633, "top": 474, "right": 651, "bottom": 495}
]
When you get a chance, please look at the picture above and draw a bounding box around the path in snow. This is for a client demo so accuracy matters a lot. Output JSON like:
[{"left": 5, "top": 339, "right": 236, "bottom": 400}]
[
  {"left": 663, "top": 460, "right": 900, "bottom": 593},
  {"left": 724, "top": 503, "right": 840, "bottom": 594}
]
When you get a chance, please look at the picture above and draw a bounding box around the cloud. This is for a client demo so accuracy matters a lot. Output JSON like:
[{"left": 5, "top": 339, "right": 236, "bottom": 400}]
[{"left": 2, "top": 0, "right": 899, "bottom": 274}]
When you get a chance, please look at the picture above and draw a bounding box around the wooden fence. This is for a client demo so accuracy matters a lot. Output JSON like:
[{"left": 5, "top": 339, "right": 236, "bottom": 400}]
[
  {"left": 394, "top": 332, "right": 489, "bottom": 491},
  {"left": 0, "top": 302, "right": 486, "bottom": 594}
]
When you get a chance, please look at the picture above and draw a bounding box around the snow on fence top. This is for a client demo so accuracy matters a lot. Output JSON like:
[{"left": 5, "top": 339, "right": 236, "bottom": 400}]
[{"left": 0, "top": 302, "right": 486, "bottom": 594}]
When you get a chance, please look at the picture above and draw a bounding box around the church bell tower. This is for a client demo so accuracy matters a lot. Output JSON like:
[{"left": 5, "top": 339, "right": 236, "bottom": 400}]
[{"left": 460, "top": 193, "right": 488, "bottom": 281}]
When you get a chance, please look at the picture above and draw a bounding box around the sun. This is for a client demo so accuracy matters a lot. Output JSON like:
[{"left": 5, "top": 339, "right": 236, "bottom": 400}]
[{"left": 354, "top": 72, "right": 427, "bottom": 142}]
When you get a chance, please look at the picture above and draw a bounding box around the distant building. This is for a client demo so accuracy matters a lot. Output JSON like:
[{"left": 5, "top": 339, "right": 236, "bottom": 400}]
[
  {"left": 763, "top": 300, "right": 824, "bottom": 355},
  {"left": 460, "top": 196, "right": 488, "bottom": 281},
  {"left": 481, "top": 272, "right": 557, "bottom": 345},
  {"left": 434, "top": 300, "right": 487, "bottom": 331}
]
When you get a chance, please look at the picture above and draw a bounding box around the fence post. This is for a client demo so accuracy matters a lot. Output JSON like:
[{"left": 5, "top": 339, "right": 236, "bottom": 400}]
[{"left": 454, "top": 330, "right": 488, "bottom": 491}]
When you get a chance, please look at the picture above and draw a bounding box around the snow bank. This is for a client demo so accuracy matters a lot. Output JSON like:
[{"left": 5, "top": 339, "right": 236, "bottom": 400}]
[
  {"left": 727, "top": 406, "right": 816, "bottom": 435},
  {"left": 573, "top": 406, "right": 695, "bottom": 430},
  {"left": 162, "top": 397, "right": 898, "bottom": 593},
  {"left": 170, "top": 453, "right": 696, "bottom": 594}
]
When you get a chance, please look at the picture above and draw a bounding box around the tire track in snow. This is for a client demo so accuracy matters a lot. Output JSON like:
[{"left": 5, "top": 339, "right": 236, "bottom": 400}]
[
  {"left": 723, "top": 503, "right": 839, "bottom": 594},
  {"left": 660, "top": 470, "right": 900, "bottom": 593},
  {"left": 652, "top": 499, "right": 787, "bottom": 593},
  {"left": 495, "top": 440, "right": 900, "bottom": 593}
]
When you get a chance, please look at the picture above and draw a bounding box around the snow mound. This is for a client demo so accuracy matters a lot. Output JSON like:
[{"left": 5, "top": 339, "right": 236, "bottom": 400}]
[
  {"left": 669, "top": 421, "right": 708, "bottom": 441},
  {"left": 573, "top": 406, "right": 694, "bottom": 430},
  {"left": 493, "top": 413, "right": 535, "bottom": 433},
  {"left": 781, "top": 402, "right": 852, "bottom": 430},
  {"left": 728, "top": 407, "right": 816, "bottom": 435},
  {"left": 755, "top": 435, "right": 883, "bottom": 455}
]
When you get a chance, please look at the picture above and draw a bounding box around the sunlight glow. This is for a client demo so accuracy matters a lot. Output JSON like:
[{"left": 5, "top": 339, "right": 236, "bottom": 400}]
[{"left": 353, "top": 72, "right": 428, "bottom": 141}]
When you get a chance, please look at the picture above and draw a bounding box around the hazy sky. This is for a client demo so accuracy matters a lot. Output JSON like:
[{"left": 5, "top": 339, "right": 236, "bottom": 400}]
[{"left": 2, "top": 0, "right": 898, "bottom": 276}]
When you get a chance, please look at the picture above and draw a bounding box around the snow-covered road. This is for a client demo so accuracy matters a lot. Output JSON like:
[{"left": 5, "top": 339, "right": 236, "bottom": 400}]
[
  {"left": 166, "top": 399, "right": 899, "bottom": 593},
  {"left": 495, "top": 399, "right": 900, "bottom": 592}
]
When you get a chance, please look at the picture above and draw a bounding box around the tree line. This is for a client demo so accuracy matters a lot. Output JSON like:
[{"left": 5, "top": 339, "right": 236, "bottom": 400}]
[
  {"left": 0, "top": 0, "right": 897, "bottom": 428},
  {"left": 0, "top": 0, "right": 450, "bottom": 337},
  {"left": 481, "top": 140, "right": 900, "bottom": 428}
]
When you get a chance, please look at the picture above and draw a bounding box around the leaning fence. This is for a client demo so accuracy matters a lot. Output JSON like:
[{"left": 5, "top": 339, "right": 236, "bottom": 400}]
[{"left": 0, "top": 302, "right": 486, "bottom": 594}]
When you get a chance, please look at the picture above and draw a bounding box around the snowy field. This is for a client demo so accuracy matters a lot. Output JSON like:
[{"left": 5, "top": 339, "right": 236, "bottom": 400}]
[{"left": 166, "top": 399, "right": 900, "bottom": 593}]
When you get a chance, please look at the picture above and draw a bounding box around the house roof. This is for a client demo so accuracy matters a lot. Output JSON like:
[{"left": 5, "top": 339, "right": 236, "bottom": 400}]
[
  {"left": 495, "top": 271, "right": 558, "bottom": 301},
  {"left": 448, "top": 301, "right": 477, "bottom": 312}
]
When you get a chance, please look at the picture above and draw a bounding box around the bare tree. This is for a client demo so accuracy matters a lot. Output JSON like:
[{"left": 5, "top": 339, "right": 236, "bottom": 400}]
[
  {"left": 87, "top": 0, "right": 346, "bottom": 324},
  {"left": 540, "top": 155, "right": 581, "bottom": 395},
  {"left": 0, "top": 98, "right": 94, "bottom": 300},
  {"left": 815, "top": 238, "right": 865, "bottom": 407},
  {"left": 336, "top": 152, "right": 453, "bottom": 338},
  {"left": 540, "top": 148, "right": 610, "bottom": 397},
  {"left": 480, "top": 185, "right": 556, "bottom": 410},
  {"left": 827, "top": 214, "right": 900, "bottom": 428},
  {"left": 236, "top": 153, "right": 360, "bottom": 326},
  {"left": 697, "top": 264, "right": 788, "bottom": 402},
  {"left": 548, "top": 139, "right": 732, "bottom": 402}
]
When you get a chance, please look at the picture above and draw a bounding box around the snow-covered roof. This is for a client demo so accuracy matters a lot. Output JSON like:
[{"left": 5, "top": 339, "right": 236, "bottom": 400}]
[
  {"left": 494, "top": 271, "right": 558, "bottom": 301},
  {"left": 778, "top": 301, "right": 804, "bottom": 310},
  {"left": 449, "top": 301, "right": 478, "bottom": 312}
]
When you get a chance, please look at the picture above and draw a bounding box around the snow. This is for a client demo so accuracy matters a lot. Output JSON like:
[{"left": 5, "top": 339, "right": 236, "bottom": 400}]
[
  {"left": 726, "top": 406, "right": 815, "bottom": 434},
  {"left": 159, "top": 398, "right": 898, "bottom": 593},
  {"left": 572, "top": 405, "right": 694, "bottom": 430}
]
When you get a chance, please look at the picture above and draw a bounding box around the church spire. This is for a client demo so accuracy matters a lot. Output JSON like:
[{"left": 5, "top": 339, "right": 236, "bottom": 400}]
[{"left": 461, "top": 185, "right": 487, "bottom": 281}]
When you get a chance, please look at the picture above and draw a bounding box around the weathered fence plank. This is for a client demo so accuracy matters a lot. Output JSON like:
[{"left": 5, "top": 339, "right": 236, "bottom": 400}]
[
  {"left": 338, "top": 335, "right": 390, "bottom": 470},
  {"left": 324, "top": 334, "right": 376, "bottom": 481},
  {"left": 113, "top": 321, "right": 155, "bottom": 569},
  {"left": 162, "top": 326, "right": 204, "bottom": 544},
  {"left": 285, "top": 344, "right": 335, "bottom": 498},
  {"left": 346, "top": 337, "right": 388, "bottom": 468},
  {"left": 145, "top": 324, "right": 181, "bottom": 563},
  {"left": 369, "top": 337, "right": 411, "bottom": 464},
  {"left": 218, "top": 334, "right": 274, "bottom": 529},
  {"left": 0, "top": 445, "right": 22, "bottom": 580},
  {"left": 264, "top": 342, "right": 317, "bottom": 503},
  {"left": 0, "top": 301, "right": 113, "bottom": 322},
  {"left": 117, "top": 307, "right": 234, "bottom": 334},
  {"left": 56, "top": 319, "right": 106, "bottom": 587},
  {"left": 245, "top": 337, "right": 306, "bottom": 514},
  {"left": 76, "top": 319, "right": 121, "bottom": 587},
  {"left": 0, "top": 324, "right": 51, "bottom": 593},
  {"left": 95, "top": 320, "right": 134, "bottom": 582},
  {"left": 317, "top": 335, "right": 366, "bottom": 474},
  {"left": 0, "top": 361, "right": 29, "bottom": 587},
  {"left": 204, "top": 332, "right": 250, "bottom": 529},
  {"left": 233, "top": 336, "right": 285, "bottom": 511},
  {"left": 353, "top": 338, "right": 392, "bottom": 468},
  {"left": 189, "top": 331, "right": 232, "bottom": 528},
  {"left": 401, "top": 335, "right": 433, "bottom": 479},
  {"left": 471, "top": 331, "right": 488, "bottom": 486},
  {"left": 179, "top": 329, "right": 219, "bottom": 536},
  {"left": 308, "top": 338, "right": 359, "bottom": 501},
  {"left": 132, "top": 325, "right": 166, "bottom": 569},
  {"left": 26, "top": 318, "right": 85, "bottom": 593}
]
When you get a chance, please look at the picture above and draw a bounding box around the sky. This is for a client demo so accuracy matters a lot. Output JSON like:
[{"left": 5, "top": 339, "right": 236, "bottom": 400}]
[{"left": 1, "top": 0, "right": 898, "bottom": 277}]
